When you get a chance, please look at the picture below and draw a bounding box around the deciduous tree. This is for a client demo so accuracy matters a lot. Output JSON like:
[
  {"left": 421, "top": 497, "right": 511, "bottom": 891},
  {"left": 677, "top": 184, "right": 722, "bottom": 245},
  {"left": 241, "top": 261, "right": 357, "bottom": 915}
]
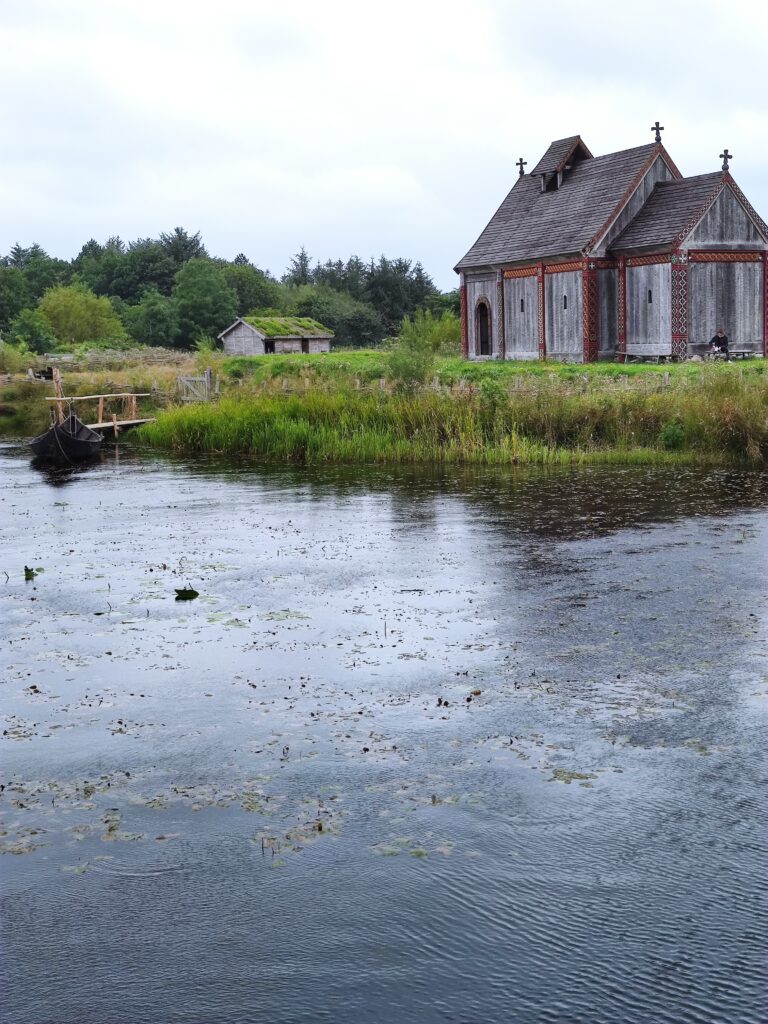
[{"left": 173, "top": 259, "right": 237, "bottom": 347}]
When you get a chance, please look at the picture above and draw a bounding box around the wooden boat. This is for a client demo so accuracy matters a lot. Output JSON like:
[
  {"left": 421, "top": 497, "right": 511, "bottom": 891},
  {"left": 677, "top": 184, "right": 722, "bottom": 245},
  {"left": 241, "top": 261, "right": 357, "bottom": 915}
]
[{"left": 30, "top": 411, "right": 103, "bottom": 464}]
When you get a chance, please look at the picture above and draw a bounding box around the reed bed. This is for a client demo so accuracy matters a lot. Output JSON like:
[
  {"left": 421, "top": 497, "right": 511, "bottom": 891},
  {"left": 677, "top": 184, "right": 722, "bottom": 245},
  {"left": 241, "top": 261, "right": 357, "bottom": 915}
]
[{"left": 136, "top": 369, "right": 768, "bottom": 466}]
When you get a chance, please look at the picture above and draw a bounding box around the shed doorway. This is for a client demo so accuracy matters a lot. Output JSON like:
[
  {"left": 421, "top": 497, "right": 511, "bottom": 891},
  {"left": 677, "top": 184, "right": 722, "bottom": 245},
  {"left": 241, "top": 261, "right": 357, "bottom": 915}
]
[
  {"left": 476, "top": 301, "right": 491, "bottom": 355},
  {"left": 301, "top": 340, "right": 310, "bottom": 354},
  {"left": 264, "top": 340, "right": 275, "bottom": 354}
]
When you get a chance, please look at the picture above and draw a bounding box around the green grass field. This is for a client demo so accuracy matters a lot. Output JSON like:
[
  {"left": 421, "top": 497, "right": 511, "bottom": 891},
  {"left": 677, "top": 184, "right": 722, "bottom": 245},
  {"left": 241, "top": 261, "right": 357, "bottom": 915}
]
[{"left": 138, "top": 353, "right": 768, "bottom": 466}]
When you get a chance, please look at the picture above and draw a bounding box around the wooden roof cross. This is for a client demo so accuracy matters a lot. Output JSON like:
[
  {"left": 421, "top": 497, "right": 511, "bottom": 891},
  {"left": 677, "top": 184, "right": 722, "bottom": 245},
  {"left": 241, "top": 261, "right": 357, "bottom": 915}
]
[
  {"left": 517, "top": 157, "right": 527, "bottom": 177},
  {"left": 650, "top": 121, "right": 664, "bottom": 143},
  {"left": 720, "top": 148, "right": 732, "bottom": 171}
]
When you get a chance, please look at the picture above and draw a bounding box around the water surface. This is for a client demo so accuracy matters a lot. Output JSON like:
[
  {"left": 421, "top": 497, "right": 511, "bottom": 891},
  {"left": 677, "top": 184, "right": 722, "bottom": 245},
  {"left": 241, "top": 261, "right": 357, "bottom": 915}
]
[{"left": 2, "top": 446, "right": 766, "bottom": 1024}]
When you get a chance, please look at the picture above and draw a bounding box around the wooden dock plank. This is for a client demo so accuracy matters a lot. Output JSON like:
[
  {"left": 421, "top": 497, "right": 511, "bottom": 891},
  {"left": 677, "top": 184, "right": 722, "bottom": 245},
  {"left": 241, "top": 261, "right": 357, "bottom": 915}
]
[{"left": 86, "top": 418, "right": 155, "bottom": 430}]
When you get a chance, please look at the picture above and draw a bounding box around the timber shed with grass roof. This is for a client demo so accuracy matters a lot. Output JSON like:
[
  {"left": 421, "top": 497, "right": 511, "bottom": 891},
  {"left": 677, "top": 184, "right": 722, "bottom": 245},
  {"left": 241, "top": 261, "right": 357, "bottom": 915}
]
[
  {"left": 455, "top": 126, "right": 768, "bottom": 362},
  {"left": 218, "top": 316, "right": 333, "bottom": 356}
]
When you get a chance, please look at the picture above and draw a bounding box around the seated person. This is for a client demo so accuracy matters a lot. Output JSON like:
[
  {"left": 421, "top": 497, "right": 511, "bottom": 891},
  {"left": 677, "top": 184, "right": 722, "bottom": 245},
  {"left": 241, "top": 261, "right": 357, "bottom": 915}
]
[{"left": 710, "top": 328, "right": 729, "bottom": 360}]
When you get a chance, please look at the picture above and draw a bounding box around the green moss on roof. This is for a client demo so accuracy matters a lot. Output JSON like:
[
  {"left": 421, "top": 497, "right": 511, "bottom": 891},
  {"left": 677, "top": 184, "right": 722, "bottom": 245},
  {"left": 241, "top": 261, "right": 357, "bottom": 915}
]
[{"left": 243, "top": 316, "right": 333, "bottom": 338}]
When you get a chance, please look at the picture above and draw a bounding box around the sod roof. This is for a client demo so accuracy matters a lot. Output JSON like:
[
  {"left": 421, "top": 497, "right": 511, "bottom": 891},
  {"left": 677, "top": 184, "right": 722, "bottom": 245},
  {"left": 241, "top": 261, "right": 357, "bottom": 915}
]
[{"left": 242, "top": 316, "right": 333, "bottom": 338}]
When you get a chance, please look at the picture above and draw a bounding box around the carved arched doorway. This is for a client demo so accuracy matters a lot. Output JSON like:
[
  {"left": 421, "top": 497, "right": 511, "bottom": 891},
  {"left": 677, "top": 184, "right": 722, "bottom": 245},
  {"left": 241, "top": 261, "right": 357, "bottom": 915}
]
[{"left": 476, "top": 300, "right": 491, "bottom": 356}]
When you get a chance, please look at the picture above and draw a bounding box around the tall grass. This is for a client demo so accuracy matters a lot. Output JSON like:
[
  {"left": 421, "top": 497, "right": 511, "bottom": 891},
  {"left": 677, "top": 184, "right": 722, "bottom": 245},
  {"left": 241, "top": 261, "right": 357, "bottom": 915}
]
[{"left": 137, "top": 370, "right": 768, "bottom": 465}]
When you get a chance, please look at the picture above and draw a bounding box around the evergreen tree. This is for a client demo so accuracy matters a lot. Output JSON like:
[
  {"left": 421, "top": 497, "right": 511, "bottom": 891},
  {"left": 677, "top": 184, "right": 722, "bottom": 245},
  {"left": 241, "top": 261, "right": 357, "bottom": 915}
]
[
  {"left": 0, "top": 267, "right": 30, "bottom": 329},
  {"left": 159, "top": 228, "right": 207, "bottom": 269},
  {"left": 283, "top": 246, "right": 312, "bottom": 286}
]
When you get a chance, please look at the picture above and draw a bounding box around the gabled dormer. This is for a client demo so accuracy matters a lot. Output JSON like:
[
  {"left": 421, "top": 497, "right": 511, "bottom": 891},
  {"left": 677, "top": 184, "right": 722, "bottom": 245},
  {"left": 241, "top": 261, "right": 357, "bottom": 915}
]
[{"left": 530, "top": 135, "right": 593, "bottom": 193}]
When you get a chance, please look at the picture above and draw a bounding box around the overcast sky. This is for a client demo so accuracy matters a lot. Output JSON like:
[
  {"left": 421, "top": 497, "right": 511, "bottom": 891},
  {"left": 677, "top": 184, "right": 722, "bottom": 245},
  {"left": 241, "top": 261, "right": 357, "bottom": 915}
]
[{"left": 2, "top": 0, "right": 767, "bottom": 289}]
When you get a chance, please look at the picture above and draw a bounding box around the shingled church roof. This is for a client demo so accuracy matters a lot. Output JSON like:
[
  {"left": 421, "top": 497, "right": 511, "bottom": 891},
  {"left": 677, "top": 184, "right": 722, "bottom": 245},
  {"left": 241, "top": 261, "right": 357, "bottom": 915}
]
[
  {"left": 530, "top": 135, "right": 593, "bottom": 175},
  {"left": 611, "top": 172, "right": 768, "bottom": 251},
  {"left": 456, "top": 142, "right": 666, "bottom": 270},
  {"left": 610, "top": 173, "right": 724, "bottom": 251}
]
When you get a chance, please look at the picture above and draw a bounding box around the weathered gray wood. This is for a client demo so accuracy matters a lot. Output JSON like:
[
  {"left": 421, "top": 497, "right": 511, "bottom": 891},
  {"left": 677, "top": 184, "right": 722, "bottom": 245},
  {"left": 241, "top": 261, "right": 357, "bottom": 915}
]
[
  {"left": 688, "top": 261, "right": 763, "bottom": 348},
  {"left": 221, "top": 321, "right": 264, "bottom": 356},
  {"left": 545, "top": 271, "right": 582, "bottom": 358},
  {"left": 465, "top": 273, "right": 497, "bottom": 358},
  {"left": 220, "top": 320, "right": 331, "bottom": 356},
  {"left": 502, "top": 276, "right": 539, "bottom": 359},
  {"left": 626, "top": 264, "right": 671, "bottom": 354},
  {"left": 685, "top": 188, "right": 764, "bottom": 248},
  {"left": 598, "top": 268, "right": 618, "bottom": 356},
  {"left": 594, "top": 155, "right": 675, "bottom": 255}
]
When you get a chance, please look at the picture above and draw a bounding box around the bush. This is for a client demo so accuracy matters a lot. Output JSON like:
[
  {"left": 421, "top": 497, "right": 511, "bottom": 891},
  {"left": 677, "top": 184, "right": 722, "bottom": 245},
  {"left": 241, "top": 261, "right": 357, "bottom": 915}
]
[
  {"left": 39, "top": 283, "right": 127, "bottom": 345},
  {"left": 0, "top": 341, "right": 31, "bottom": 373},
  {"left": 659, "top": 418, "right": 685, "bottom": 450},
  {"left": 398, "top": 309, "right": 461, "bottom": 356},
  {"left": 7, "top": 308, "right": 57, "bottom": 354}
]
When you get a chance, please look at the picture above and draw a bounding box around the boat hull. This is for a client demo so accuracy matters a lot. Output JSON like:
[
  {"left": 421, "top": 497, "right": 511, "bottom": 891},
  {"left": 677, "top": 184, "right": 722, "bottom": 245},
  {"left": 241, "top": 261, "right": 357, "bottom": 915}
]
[{"left": 30, "top": 414, "right": 103, "bottom": 465}]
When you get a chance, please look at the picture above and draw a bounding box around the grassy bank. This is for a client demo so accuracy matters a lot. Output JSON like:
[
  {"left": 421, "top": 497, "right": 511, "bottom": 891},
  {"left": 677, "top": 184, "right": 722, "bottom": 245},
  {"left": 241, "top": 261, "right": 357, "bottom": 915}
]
[
  {"left": 137, "top": 365, "right": 768, "bottom": 465},
  {"left": 0, "top": 355, "right": 196, "bottom": 438},
  {"left": 6, "top": 349, "right": 768, "bottom": 465}
]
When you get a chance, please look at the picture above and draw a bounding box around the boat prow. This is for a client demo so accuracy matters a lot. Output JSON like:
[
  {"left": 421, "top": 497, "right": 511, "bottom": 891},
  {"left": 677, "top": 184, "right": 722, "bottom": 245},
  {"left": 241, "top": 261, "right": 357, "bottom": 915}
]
[{"left": 30, "top": 412, "right": 103, "bottom": 465}]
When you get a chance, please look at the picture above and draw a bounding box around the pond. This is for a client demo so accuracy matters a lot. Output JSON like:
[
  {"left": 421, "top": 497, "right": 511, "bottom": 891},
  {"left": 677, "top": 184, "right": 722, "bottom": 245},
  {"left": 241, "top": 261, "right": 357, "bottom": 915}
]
[{"left": 2, "top": 445, "right": 766, "bottom": 1024}]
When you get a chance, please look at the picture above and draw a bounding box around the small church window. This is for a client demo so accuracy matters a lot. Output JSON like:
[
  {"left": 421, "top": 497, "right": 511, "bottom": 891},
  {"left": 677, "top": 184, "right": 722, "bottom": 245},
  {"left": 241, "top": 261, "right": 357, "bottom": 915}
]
[
  {"left": 648, "top": 289, "right": 653, "bottom": 304},
  {"left": 563, "top": 295, "right": 568, "bottom": 311},
  {"left": 520, "top": 298, "right": 524, "bottom": 313}
]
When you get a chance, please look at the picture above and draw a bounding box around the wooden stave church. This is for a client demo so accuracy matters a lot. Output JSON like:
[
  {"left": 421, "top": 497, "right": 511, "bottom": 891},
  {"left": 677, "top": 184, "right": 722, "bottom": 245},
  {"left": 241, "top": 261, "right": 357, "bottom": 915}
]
[{"left": 455, "top": 129, "right": 768, "bottom": 362}]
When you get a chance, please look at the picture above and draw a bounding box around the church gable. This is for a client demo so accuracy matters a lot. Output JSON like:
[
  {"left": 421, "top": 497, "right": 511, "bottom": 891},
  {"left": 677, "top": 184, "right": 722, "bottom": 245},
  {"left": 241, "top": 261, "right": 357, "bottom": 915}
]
[
  {"left": 455, "top": 141, "right": 662, "bottom": 271},
  {"left": 457, "top": 128, "right": 768, "bottom": 363},
  {"left": 589, "top": 153, "right": 679, "bottom": 256},
  {"left": 613, "top": 174, "right": 768, "bottom": 253},
  {"left": 683, "top": 184, "right": 768, "bottom": 248}
]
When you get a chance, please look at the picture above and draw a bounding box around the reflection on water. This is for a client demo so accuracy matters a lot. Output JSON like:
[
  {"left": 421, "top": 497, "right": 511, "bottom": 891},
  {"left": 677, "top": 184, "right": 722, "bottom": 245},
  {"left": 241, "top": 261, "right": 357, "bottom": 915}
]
[{"left": 2, "top": 444, "right": 767, "bottom": 1024}]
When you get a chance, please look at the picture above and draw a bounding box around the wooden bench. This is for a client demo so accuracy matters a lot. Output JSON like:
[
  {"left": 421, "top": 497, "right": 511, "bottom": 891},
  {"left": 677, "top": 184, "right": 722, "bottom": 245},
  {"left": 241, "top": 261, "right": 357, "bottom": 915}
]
[{"left": 704, "top": 348, "right": 759, "bottom": 361}]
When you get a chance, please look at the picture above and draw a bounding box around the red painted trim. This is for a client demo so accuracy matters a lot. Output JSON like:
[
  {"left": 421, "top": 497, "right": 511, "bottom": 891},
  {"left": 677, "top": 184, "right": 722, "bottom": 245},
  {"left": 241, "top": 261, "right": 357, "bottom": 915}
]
[
  {"left": 503, "top": 266, "right": 538, "bottom": 279},
  {"left": 581, "top": 268, "right": 599, "bottom": 362},
  {"left": 670, "top": 251, "right": 689, "bottom": 360},
  {"left": 763, "top": 252, "right": 768, "bottom": 357},
  {"left": 617, "top": 256, "right": 627, "bottom": 356},
  {"left": 459, "top": 280, "right": 468, "bottom": 358},
  {"left": 688, "top": 250, "right": 764, "bottom": 263},
  {"left": 537, "top": 262, "right": 546, "bottom": 359},
  {"left": 626, "top": 254, "right": 672, "bottom": 267},
  {"left": 545, "top": 261, "right": 584, "bottom": 274},
  {"left": 496, "top": 271, "right": 505, "bottom": 360}
]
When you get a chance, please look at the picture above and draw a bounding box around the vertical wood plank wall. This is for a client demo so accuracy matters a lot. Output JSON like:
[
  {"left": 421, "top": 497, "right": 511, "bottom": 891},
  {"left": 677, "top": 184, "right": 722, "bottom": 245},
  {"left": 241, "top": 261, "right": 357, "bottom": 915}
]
[
  {"left": 626, "top": 264, "right": 672, "bottom": 354},
  {"left": 502, "top": 276, "right": 539, "bottom": 359},
  {"left": 687, "top": 190, "right": 763, "bottom": 247},
  {"left": 688, "top": 262, "right": 762, "bottom": 348},
  {"left": 465, "top": 274, "right": 498, "bottom": 356},
  {"left": 545, "top": 271, "right": 582, "bottom": 359},
  {"left": 222, "top": 323, "right": 265, "bottom": 356}
]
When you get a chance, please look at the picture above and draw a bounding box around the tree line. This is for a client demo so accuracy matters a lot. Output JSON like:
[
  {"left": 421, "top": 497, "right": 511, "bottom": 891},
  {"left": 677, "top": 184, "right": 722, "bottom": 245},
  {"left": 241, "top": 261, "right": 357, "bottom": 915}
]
[{"left": 0, "top": 230, "right": 458, "bottom": 353}]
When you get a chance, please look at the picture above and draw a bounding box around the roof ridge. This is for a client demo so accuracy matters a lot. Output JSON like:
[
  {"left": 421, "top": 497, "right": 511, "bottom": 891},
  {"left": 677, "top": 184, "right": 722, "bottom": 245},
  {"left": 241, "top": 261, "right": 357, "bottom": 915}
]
[{"left": 585, "top": 145, "right": 678, "bottom": 254}]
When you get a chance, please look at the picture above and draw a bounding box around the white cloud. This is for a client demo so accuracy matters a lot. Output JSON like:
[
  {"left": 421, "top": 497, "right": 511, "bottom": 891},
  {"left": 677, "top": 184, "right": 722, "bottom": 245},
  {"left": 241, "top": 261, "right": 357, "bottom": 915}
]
[{"left": 1, "top": 0, "right": 767, "bottom": 288}]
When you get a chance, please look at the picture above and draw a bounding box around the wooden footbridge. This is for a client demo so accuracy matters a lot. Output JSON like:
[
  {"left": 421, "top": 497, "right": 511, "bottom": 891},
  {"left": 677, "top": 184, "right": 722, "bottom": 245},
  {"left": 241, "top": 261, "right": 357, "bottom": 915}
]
[{"left": 46, "top": 371, "right": 155, "bottom": 435}]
